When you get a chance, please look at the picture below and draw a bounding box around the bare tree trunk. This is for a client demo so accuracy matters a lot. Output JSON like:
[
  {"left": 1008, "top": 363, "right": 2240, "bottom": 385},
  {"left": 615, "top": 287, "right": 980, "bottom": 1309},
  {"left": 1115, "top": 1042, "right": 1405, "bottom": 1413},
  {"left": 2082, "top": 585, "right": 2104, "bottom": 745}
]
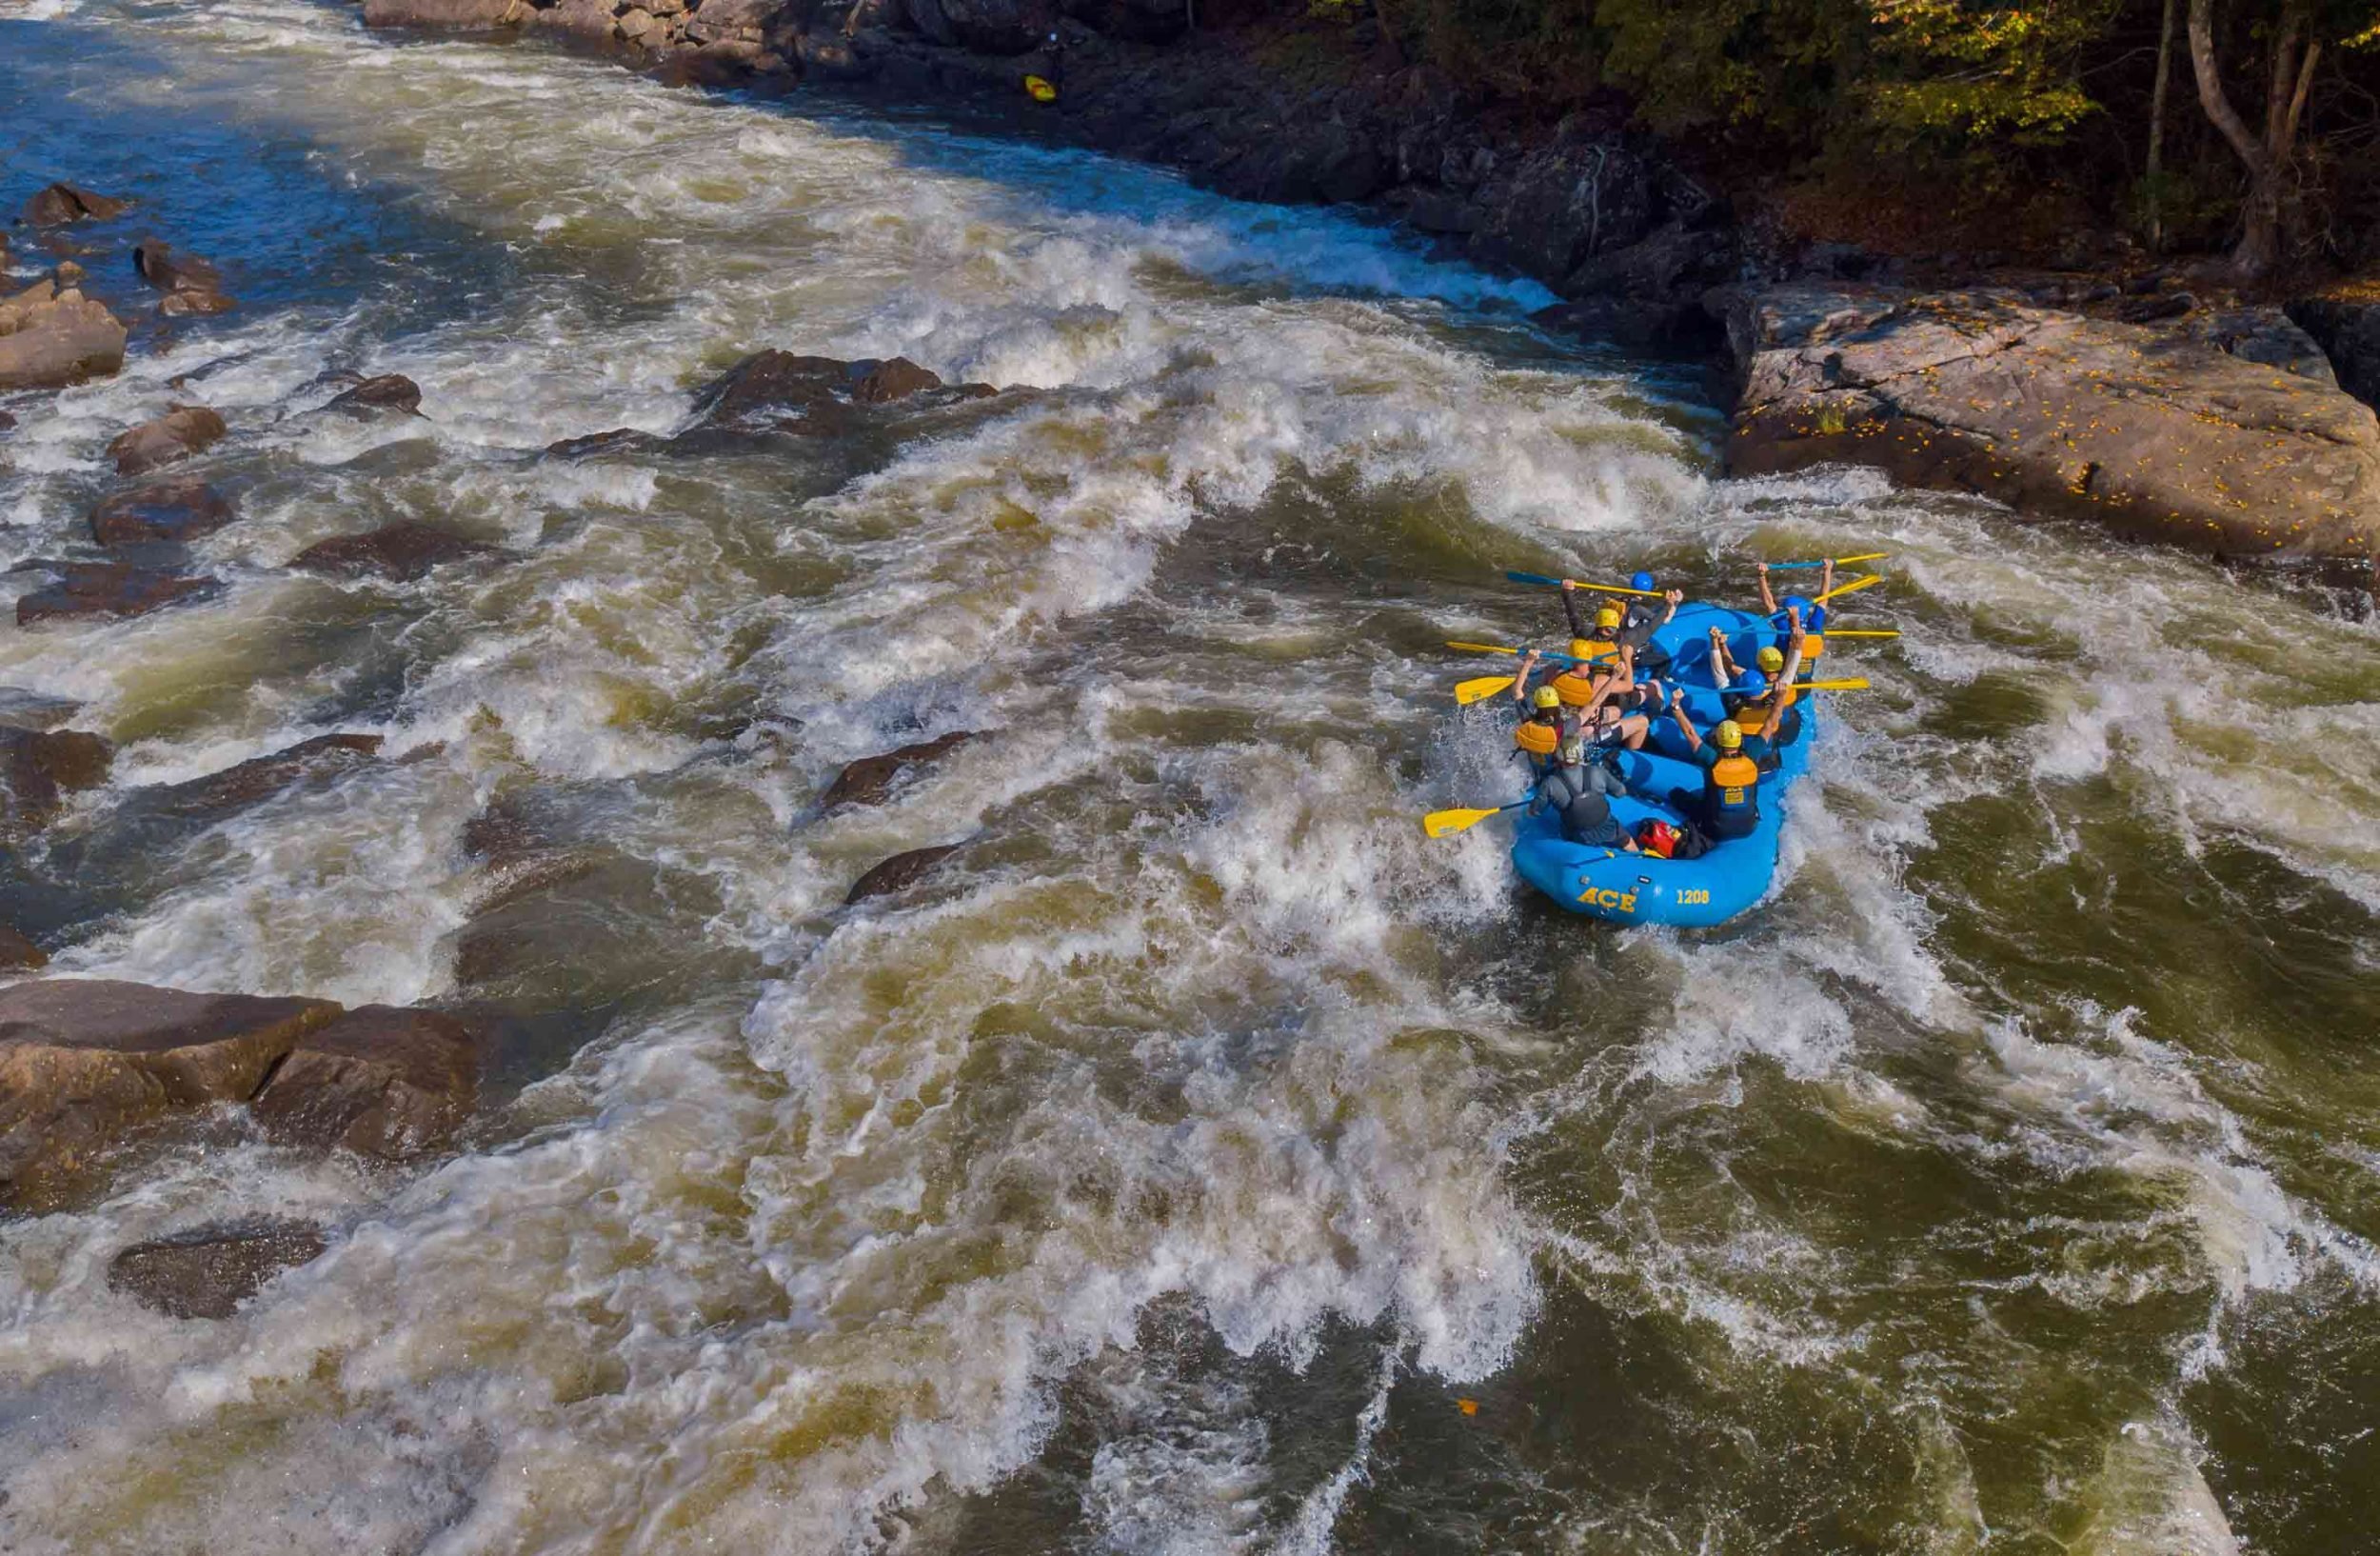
[
  {"left": 2147, "top": 0, "right": 2177, "bottom": 250},
  {"left": 2187, "top": 0, "right": 2321, "bottom": 279}
]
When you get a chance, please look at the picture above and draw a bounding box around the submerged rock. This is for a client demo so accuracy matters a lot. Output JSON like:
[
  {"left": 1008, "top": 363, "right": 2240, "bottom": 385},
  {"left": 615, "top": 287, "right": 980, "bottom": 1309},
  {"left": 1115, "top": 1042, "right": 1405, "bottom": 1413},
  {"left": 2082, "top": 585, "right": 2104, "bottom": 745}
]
[
  {"left": 24, "top": 183, "right": 129, "bottom": 226},
  {"left": 0, "top": 688, "right": 84, "bottom": 732},
  {"left": 107, "top": 405, "right": 228, "bottom": 476},
  {"left": 820, "top": 729, "right": 977, "bottom": 809},
  {"left": 1720, "top": 285, "right": 2380, "bottom": 562},
  {"left": 89, "top": 477, "right": 239, "bottom": 548},
  {"left": 0, "top": 279, "right": 129, "bottom": 391},
  {"left": 13, "top": 559, "right": 219, "bottom": 625},
  {"left": 131, "top": 239, "right": 235, "bottom": 316},
  {"left": 844, "top": 842, "right": 962, "bottom": 904},
  {"left": 108, "top": 1218, "right": 329, "bottom": 1319},
  {"left": 323, "top": 372, "right": 425, "bottom": 417},
  {"left": 1, "top": 727, "right": 114, "bottom": 839},
  {"left": 140, "top": 733, "right": 384, "bottom": 819},
  {"left": 290, "top": 521, "right": 499, "bottom": 581},
  {"left": 0, "top": 979, "right": 341, "bottom": 1211},
  {"left": 689, "top": 349, "right": 995, "bottom": 431},
  {"left": 252, "top": 1005, "right": 485, "bottom": 1159},
  {"left": 544, "top": 427, "right": 674, "bottom": 459},
  {"left": 363, "top": 0, "right": 527, "bottom": 23}
]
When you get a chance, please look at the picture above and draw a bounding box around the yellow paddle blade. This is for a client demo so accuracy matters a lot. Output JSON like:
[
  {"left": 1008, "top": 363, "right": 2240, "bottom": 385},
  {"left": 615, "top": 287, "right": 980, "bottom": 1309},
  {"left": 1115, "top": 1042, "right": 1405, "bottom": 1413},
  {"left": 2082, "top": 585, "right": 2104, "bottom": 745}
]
[
  {"left": 1832, "top": 551, "right": 1890, "bottom": 566},
  {"left": 1791, "top": 678, "right": 1870, "bottom": 690},
  {"left": 1814, "top": 573, "right": 1883, "bottom": 605},
  {"left": 1569, "top": 580, "right": 1662, "bottom": 597},
  {"left": 1455, "top": 675, "right": 1518, "bottom": 705},
  {"left": 1445, "top": 640, "right": 1525, "bottom": 657},
  {"left": 1817, "top": 628, "right": 1899, "bottom": 638},
  {"left": 1423, "top": 805, "right": 1508, "bottom": 839}
]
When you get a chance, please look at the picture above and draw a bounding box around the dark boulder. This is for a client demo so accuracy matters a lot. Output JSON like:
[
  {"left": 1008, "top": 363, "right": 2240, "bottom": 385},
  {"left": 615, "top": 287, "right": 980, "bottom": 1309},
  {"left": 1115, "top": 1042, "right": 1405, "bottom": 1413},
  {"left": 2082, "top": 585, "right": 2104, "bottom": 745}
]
[
  {"left": 0, "top": 688, "right": 84, "bottom": 732},
  {"left": 1562, "top": 220, "right": 1731, "bottom": 302},
  {"left": 689, "top": 349, "right": 990, "bottom": 431},
  {"left": 290, "top": 522, "right": 499, "bottom": 581},
  {"left": 25, "top": 183, "right": 129, "bottom": 226},
  {"left": 0, "top": 279, "right": 129, "bottom": 391},
  {"left": 2177, "top": 306, "right": 2335, "bottom": 385},
  {"left": 681, "top": 0, "right": 793, "bottom": 44},
  {"left": 0, "top": 979, "right": 341, "bottom": 1211},
  {"left": 106, "top": 405, "right": 228, "bottom": 476},
  {"left": 850, "top": 356, "right": 943, "bottom": 403},
  {"left": 2288, "top": 292, "right": 2380, "bottom": 411},
  {"left": 907, "top": 0, "right": 1037, "bottom": 51},
  {"left": 323, "top": 373, "right": 424, "bottom": 417},
  {"left": 1471, "top": 135, "right": 1658, "bottom": 289},
  {"left": 252, "top": 1005, "right": 485, "bottom": 1159},
  {"left": 107, "top": 1218, "right": 329, "bottom": 1320},
  {"left": 2, "top": 727, "right": 114, "bottom": 839},
  {"left": 131, "top": 240, "right": 234, "bottom": 317},
  {"left": 544, "top": 427, "right": 673, "bottom": 459},
  {"left": 90, "top": 477, "right": 238, "bottom": 548},
  {"left": 844, "top": 843, "right": 962, "bottom": 904},
  {"left": 13, "top": 559, "right": 218, "bottom": 626},
  {"left": 820, "top": 729, "right": 976, "bottom": 809}
]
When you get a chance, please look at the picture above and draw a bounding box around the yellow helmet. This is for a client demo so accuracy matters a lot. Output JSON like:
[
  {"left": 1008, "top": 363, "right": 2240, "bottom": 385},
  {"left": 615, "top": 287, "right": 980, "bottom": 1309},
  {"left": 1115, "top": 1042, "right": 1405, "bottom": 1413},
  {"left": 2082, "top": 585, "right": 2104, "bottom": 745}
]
[
  {"left": 1595, "top": 607, "right": 1622, "bottom": 630},
  {"left": 1714, "top": 719, "right": 1744, "bottom": 749},
  {"left": 1533, "top": 686, "right": 1562, "bottom": 709},
  {"left": 1569, "top": 637, "right": 1595, "bottom": 659},
  {"left": 1756, "top": 646, "right": 1785, "bottom": 672}
]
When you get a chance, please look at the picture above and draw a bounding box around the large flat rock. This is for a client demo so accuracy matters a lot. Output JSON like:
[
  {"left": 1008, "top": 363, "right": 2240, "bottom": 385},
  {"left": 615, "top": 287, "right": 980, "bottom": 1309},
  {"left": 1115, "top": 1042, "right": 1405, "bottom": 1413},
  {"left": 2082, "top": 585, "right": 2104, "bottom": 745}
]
[
  {"left": 0, "top": 280, "right": 129, "bottom": 392},
  {"left": 1719, "top": 285, "right": 2380, "bottom": 563},
  {"left": 0, "top": 979, "right": 341, "bottom": 1210},
  {"left": 108, "top": 1217, "right": 328, "bottom": 1319}
]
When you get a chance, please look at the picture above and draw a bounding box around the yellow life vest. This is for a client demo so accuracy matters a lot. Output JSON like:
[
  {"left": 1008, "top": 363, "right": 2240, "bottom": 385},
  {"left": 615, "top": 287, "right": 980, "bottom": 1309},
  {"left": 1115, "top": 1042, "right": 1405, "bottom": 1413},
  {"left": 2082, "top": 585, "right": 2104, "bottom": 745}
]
[
  {"left": 1023, "top": 74, "right": 1059, "bottom": 102},
  {"left": 1799, "top": 633, "right": 1823, "bottom": 660},
  {"left": 1515, "top": 719, "right": 1560, "bottom": 756}
]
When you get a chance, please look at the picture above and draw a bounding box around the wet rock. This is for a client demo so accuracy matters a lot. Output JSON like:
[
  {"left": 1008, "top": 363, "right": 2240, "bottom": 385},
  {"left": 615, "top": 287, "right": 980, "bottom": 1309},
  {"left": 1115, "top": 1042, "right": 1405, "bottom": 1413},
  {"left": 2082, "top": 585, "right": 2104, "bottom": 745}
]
[
  {"left": 252, "top": 1006, "right": 485, "bottom": 1159},
  {"left": 544, "top": 427, "right": 672, "bottom": 459},
  {"left": 820, "top": 729, "right": 976, "bottom": 809},
  {"left": 658, "top": 37, "right": 791, "bottom": 84},
  {"left": 13, "top": 559, "right": 219, "bottom": 626},
  {"left": 849, "top": 356, "right": 943, "bottom": 404},
  {"left": 131, "top": 240, "right": 235, "bottom": 317},
  {"left": 1, "top": 727, "right": 114, "bottom": 839},
  {"left": 323, "top": 372, "right": 424, "bottom": 417},
  {"left": 25, "top": 183, "right": 129, "bottom": 226},
  {"left": 681, "top": 0, "right": 792, "bottom": 44},
  {"left": 2288, "top": 292, "right": 2380, "bottom": 411},
  {"left": 1720, "top": 285, "right": 2380, "bottom": 562},
  {"left": 0, "top": 409, "right": 15, "bottom": 432},
  {"left": 141, "top": 733, "right": 383, "bottom": 818},
  {"left": 1563, "top": 220, "right": 1730, "bottom": 301},
  {"left": 0, "top": 925, "right": 46, "bottom": 972},
  {"left": 290, "top": 522, "right": 499, "bottom": 581},
  {"left": 0, "top": 979, "right": 341, "bottom": 1211},
  {"left": 107, "top": 405, "right": 228, "bottom": 476},
  {"left": 89, "top": 476, "right": 238, "bottom": 548},
  {"left": 108, "top": 1218, "right": 329, "bottom": 1319},
  {"left": 843, "top": 843, "right": 962, "bottom": 904},
  {"left": 528, "top": 0, "right": 619, "bottom": 40},
  {"left": 1391, "top": 188, "right": 1481, "bottom": 236},
  {"left": 0, "top": 688, "right": 85, "bottom": 733},
  {"left": 1469, "top": 134, "right": 1659, "bottom": 288},
  {"left": 363, "top": 0, "right": 526, "bottom": 22},
  {"left": 0, "top": 279, "right": 129, "bottom": 391}
]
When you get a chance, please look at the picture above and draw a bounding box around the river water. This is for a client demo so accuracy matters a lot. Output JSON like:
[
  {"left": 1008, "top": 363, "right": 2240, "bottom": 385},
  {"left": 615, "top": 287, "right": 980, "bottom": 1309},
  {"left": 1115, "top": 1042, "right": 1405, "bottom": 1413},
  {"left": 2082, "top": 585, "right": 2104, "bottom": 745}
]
[{"left": 3, "top": 4, "right": 2378, "bottom": 1552}]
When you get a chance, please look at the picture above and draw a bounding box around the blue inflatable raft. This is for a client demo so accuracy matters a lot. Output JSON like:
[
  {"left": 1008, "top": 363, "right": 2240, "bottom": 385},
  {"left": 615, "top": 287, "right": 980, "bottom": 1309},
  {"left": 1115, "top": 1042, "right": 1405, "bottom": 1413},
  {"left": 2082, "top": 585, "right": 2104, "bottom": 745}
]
[{"left": 1506, "top": 603, "right": 1815, "bottom": 928}]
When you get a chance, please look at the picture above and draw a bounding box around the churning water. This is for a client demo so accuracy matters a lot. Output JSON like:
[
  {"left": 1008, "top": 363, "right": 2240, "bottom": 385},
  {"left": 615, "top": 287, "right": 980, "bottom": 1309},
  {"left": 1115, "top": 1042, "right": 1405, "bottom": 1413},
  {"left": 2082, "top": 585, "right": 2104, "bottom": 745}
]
[{"left": 3, "top": 4, "right": 2378, "bottom": 1551}]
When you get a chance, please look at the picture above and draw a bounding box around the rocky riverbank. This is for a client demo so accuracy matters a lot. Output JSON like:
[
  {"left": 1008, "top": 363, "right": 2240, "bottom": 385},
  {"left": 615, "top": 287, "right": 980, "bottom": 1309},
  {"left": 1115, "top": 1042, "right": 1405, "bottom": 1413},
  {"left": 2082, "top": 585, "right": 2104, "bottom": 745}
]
[{"left": 324, "top": 0, "right": 2380, "bottom": 571}]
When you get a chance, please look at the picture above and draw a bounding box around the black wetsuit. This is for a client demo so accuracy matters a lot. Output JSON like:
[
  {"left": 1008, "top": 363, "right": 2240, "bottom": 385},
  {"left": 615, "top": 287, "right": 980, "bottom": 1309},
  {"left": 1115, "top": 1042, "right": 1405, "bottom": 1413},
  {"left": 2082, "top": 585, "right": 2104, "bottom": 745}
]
[{"left": 1533, "top": 765, "right": 1633, "bottom": 848}]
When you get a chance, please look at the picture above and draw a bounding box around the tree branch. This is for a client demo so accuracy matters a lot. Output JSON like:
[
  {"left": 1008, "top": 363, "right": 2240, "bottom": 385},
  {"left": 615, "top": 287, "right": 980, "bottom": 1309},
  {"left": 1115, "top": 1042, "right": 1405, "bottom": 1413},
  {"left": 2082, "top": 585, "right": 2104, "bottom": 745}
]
[{"left": 2189, "top": 0, "right": 2271, "bottom": 175}]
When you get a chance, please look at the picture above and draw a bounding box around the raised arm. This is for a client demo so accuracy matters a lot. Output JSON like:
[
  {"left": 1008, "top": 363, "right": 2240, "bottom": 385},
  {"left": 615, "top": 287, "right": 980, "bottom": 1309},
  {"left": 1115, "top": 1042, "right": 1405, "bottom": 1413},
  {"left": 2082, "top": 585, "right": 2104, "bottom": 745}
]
[
  {"left": 1707, "top": 626, "right": 1740, "bottom": 683},
  {"left": 1757, "top": 613, "right": 1807, "bottom": 741},
  {"left": 1510, "top": 648, "right": 1540, "bottom": 704},
  {"left": 1755, "top": 560, "right": 1777, "bottom": 615},
  {"left": 1668, "top": 685, "right": 1702, "bottom": 754},
  {"left": 1560, "top": 581, "right": 1590, "bottom": 640},
  {"left": 1658, "top": 588, "right": 1683, "bottom": 628}
]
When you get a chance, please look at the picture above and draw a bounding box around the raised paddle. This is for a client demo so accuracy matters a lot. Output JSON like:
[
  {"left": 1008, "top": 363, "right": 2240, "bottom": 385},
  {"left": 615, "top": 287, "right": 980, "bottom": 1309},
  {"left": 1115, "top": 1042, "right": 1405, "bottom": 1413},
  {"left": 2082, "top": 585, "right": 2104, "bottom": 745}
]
[
  {"left": 1503, "top": 569, "right": 1663, "bottom": 599},
  {"left": 1455, "top": 675, "right": 1522, "bottom": 705},
  {"left": 1422, "top": 799, "right": 1528, "bottom": 839},
  {"left": 1445, "top": 639, "right": 1599, "bottom": 666},
  {"left": 1764, "top": 551, "right": 1889, "bottom": 569},
  {"left": 1812, "top": 628, "right": 1899, "bottom": 638},
  {"left": 1812, "top": 573, "right": 1883, "bottom": 605}
]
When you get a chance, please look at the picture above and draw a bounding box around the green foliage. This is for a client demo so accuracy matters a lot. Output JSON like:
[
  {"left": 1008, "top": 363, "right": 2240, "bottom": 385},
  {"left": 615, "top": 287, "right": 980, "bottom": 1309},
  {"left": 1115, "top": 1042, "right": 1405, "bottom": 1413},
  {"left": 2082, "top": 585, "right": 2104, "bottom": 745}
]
[{"left": 1862, "top": 0, "right": 2117, "bottom": 146}]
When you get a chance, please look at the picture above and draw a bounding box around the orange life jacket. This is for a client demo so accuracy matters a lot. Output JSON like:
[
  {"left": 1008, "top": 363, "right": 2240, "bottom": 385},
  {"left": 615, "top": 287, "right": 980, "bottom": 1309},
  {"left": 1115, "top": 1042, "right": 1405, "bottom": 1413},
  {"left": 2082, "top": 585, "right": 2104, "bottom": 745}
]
[
  {"left": 1551, "top": 668, "right": 1600, "bottom": 708},
  {"left": 1515, "top": 718, "right": 1560, "bottom": 755},
  {"left": 1705, "top": 751, "right": 1760, "bottom": 836}
]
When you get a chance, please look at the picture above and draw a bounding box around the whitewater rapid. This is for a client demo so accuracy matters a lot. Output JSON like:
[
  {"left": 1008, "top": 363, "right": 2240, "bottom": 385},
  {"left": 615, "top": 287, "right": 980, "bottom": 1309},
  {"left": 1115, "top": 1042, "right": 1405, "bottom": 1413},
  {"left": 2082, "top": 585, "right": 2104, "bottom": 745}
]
[{"left": 3, "top": 2, "right": 2377, "bottom": 1552}]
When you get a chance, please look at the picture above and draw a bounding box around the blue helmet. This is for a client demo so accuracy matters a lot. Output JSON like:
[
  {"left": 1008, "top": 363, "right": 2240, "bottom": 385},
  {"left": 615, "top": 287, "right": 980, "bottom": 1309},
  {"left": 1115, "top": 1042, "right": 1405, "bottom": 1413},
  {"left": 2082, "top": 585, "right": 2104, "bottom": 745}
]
[
  {"left": 1630, "top": 570, "right": 1656, "bottom": 592},
  {"left": 1783, "top": 593, "right": 1815, "bottom": 616}
]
